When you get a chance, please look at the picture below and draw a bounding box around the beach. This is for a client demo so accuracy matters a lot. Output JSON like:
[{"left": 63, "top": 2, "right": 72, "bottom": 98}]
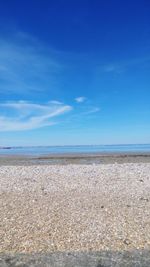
[{"left": 0, "top": 155, "right": 150, "bottom": 266}]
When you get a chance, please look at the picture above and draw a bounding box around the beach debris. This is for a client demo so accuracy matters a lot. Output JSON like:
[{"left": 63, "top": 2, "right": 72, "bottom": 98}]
[
  {"left": 139, "top": 197, "right": 149, "bottom": 202},
  {"left": 123, "top": 239, "right": 131, "bottom": 245}
]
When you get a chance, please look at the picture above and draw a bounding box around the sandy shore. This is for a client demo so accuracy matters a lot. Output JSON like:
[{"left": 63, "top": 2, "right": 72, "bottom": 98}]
[{"left": 0, "top": 162, "right": 150, "bottom": 255}]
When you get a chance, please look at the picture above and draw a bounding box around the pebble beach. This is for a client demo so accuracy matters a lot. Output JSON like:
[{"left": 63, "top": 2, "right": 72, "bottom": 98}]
[{"left": 0, "top": 161, "right": 150, "bottom": 254}]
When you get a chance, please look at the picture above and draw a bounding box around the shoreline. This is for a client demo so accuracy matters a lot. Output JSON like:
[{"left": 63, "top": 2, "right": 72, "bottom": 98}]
[{"left": 0, "top": 152, "right": 150, "bottom": 165}]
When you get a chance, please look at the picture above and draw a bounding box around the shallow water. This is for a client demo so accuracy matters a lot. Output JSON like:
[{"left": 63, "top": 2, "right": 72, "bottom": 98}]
[{"left": 0, "top": 144, "right": 150, "bottom": 156}]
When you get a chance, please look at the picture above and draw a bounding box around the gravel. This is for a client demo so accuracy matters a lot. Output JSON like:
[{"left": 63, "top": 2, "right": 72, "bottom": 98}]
[{"left": 0, "top": 163, "right": 150, "bottom": 253}]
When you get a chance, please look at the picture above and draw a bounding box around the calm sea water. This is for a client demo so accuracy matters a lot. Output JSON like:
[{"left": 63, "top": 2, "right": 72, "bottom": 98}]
[{"left": 0, "top": 144, "right": 150, "bottom": 156}]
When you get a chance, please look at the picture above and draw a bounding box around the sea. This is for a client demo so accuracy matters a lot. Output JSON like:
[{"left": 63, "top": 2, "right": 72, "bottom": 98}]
[{"left": 0, "top": 144, "right": 150, "bottom": 156}]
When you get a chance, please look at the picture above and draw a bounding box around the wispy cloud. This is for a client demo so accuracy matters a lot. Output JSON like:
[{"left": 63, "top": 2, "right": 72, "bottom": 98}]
[
  {"left": 84, "top": 107, "right": 100, "bottom": 115},
  {"left": 75, "top": 96, "right": 86, "bottom": 103},
  {"left": 0, "top": 98, "right": 100, "bottom": 132},
  {"left": 0, "top": 101, "right": 72, "bottom": 131},
  {"left": 103, "top": 64, "right": 123, "bottom": 73},
  {"left": 0, "top": 32, "right": 61, "bottom": 96},
  {"left": 103, "top": 56, "right": 150, "bottom": 74},
  {"left": 49, "top": 100, "right": 63, "bottom": 105}
]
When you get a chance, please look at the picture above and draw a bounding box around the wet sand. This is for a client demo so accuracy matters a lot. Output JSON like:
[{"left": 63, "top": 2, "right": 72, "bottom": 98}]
[{"left": 0, "top": 152, "right": 150, "bottom": 165}]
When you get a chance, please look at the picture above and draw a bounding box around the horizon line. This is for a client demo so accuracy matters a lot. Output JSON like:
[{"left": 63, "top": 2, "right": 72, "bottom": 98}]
[{"left": 0, "top": 143, "right": 150, "bottom": 149}]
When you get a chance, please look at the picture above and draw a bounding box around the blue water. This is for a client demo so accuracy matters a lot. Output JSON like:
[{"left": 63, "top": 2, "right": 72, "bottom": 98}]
[{"left": 0, "top": 144, "right": 150, "bottom": 156}]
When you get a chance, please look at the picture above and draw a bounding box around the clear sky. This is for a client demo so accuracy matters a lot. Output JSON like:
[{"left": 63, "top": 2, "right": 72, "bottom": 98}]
[{"left": 0, "top": 0, "right": 150, "bottom": 146}]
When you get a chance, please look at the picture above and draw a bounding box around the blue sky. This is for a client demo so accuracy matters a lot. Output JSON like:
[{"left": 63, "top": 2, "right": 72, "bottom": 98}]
[{"left": 0, "top": 0, "right": 150, "bottom": 145}]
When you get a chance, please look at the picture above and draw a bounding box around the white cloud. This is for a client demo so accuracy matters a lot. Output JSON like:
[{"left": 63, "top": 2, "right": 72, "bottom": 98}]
[
  {"left": 0, "top": 101, "right": 72, "bottom": 131},
  {"left": 49, "top": 100, "right": 63, "bottom": 105},
  {"left": 75, "top": 96, "right": 86, "bottom": 103}
]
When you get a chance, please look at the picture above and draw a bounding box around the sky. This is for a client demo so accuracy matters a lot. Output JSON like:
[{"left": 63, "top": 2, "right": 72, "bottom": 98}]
[{"left": 0, "top": 0, "right": 150, "bottom": 146}]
